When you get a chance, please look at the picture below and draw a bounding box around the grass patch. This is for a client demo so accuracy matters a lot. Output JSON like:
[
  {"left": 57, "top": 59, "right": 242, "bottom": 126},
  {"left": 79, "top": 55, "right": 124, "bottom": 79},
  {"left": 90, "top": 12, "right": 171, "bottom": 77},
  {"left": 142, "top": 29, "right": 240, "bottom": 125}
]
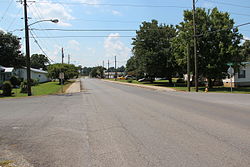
[
  {"left": 0, "top": 160, "right": 15, "bottom": 167},
  {"left": 106, "top": 79, "right": 250, "bottom": 94},
  {"left": 0, "top": 81, "right": 74, "bottom": 98}
]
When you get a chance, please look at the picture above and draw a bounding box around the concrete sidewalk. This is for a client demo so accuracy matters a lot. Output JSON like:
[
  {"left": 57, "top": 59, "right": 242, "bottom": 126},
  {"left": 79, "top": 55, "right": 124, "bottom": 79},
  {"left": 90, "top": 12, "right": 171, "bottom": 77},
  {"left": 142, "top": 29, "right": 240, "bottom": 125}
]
[
  {"left": 65, "top": 79, "right": 81, "bottom": 93},
  {"left": 102, "top": 79, "right": 176, "bottom": 92}
]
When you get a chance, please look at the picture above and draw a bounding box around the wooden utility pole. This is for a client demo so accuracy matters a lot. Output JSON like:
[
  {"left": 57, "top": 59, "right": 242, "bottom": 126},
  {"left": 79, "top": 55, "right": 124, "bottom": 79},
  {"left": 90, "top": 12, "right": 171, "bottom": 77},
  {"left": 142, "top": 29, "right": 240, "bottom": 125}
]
[
  {"left": 193, "top": 0, "right": 198, "bottom": 92},
  {"left": 187, "top": 43, "right": 191, "bottom": 92},
  {"left": 68, "top": 54, "right": 70, "bottom": 64},
  {"left": 62, "top": 48, "right": 64, "bottom": 64},
  {"left": 115, "top": 56, "right": 117, "bottom": 80},
  {"left": 23, "top": 0, "right": 32, "bottom": 96},
  {"left": 108, "top": 60, "right": 110, "bottom": 79}
]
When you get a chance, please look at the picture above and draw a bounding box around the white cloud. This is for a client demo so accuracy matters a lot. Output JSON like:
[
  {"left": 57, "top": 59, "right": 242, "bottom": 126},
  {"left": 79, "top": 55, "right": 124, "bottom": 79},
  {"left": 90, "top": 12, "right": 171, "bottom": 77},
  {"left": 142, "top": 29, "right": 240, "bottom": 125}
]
[
  {"left": 244, "top": 36, "right": 250, "bottom": 40},
  {"left": 104, "top": 33, "right": 131, "bottom": 62},
  {"left": 111, "top": 10, "right": 122, "bottom": 16},
  {"left": 28, "top": 0, "right": 74, "bottom": 27},
  {"left": 67, "top": 40, "right": 81, "bottom": 51},
  {"left": 73, "top": 0, "right": 101, "bottom": 5},
  {"left": 0, "top": 27, "right": 6, "bottom": 33}
]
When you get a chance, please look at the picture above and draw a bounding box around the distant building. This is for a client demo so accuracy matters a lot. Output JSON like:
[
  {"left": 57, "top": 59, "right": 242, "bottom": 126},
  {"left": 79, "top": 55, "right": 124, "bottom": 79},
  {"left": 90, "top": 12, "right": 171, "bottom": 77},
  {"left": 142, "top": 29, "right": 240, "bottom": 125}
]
[
  {"left": 0, "top": 65, "right": 50, "bottom": 83},
  {"left": 223, "top": 62, "right": 250, "bottom": 87}
]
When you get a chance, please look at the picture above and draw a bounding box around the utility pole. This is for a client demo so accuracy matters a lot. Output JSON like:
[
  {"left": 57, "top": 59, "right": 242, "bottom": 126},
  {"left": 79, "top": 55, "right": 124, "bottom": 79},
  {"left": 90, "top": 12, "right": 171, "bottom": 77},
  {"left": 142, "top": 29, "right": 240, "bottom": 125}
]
[
  {"left": 103, "top": 60, "right": 104, "bottom": 68},
  {"left": 68, "top": 54, "right": 70, "bottom": 64},
  {"left": 62, "top": 48, "right": 64, "bottom": 64},
  {"left": 23, "top": 0, "right": 32, "bottom": 96},
  {"left": 108, "top": 60, "right": 110, "bottom": 79},
  {"left": 192, "top": 0, "right": 198, "bottom": 92},
  {"left": 187, "top": 43, "right": 191, "bottom": 92},
  {"left": 115, "top": 56, "right": 117, "bottom": 80}
]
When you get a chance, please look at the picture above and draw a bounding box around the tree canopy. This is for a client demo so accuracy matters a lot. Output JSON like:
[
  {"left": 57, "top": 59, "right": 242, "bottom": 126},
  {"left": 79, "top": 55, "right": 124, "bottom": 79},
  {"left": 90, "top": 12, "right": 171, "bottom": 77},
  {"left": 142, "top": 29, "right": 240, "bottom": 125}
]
[
  {"left": 0, "top": 31, "right": 25, "bottom": 67},
  {"left": 30, "top": 54, "right": 50, "bottom": 70},
  {"left": 173, "top": 8, "right": 243, "bottom": 87},
  {"left": 47, "top": 64, "right": 79, "bottom": 81},
  {"left": 131, "top": 20, "right": 177, "bottom": 82}
]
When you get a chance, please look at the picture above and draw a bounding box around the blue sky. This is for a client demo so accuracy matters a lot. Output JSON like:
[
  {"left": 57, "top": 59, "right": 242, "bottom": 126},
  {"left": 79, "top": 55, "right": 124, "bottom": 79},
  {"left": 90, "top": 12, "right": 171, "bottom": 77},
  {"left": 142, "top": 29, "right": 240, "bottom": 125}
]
[{"left": 0, "top": 0, "right": 250, "bottom": 67}]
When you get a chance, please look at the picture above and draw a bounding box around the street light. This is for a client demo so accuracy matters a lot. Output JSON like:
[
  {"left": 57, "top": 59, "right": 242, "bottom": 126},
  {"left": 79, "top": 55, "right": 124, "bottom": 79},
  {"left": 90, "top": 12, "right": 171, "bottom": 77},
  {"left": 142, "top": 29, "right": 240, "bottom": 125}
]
[
  {"left": 23, "top": 1, "right": 59, "bottom": 96},
  {"left": 28, "top": 19, "right": 59, "bottom": 27},
  {"left": 25, "top": 19, "right": 58, "bottom": 96}
]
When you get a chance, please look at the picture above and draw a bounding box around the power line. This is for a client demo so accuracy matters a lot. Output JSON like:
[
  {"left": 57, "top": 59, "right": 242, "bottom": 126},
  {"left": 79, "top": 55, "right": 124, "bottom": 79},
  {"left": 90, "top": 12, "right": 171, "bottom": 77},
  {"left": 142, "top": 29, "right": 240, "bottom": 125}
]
[
  {"left": 30, "top": 30, "right": 54, "bottom": 63},
  {"left": 30, "top": 35, "right": 134, "bottom": 38},
  {"left": 35, "top": 1, "right": 190, "bottom": 8},
  {"left": 204, "top": 0, "right": 250, "bottom": 9},
  {"left": 0, "top": 0, "right": 14, "bottom": 24},
  {"left": 30, "top": 28, "right": 137, "bottom": 32}
]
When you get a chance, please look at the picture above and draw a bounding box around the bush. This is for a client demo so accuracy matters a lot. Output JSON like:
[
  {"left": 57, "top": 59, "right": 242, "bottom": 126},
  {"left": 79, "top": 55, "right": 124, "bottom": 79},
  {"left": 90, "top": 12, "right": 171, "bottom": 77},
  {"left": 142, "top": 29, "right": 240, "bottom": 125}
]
[
  {"left": 127, "top": 80, "right": 132, "bottom": 83},
  {"left": 9, "top": 76, "right": 21, "bottom": 87},
  {"left": 176, "top": 78, "right": 185, "bottom": 83},
  {"left": 2, "top": 81, "right": 12, "bottom": 96},
  {"left": 31, "top": 79, "right": 39, "bottom": 86},
  {"left": 20, "top": 81, "right": 28, "bottom": 93}
]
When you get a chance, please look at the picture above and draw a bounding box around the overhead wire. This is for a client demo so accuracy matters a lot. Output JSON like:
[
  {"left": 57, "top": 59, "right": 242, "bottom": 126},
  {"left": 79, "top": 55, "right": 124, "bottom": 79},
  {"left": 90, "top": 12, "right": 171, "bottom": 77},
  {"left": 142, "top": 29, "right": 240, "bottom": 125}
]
[
  {"left": 203, "top": 0, "right": 250, "bottom": 9},
  {"left": 0, "top": 0, "right": 14, "bottom": 24},
  {"left": 35, "top": 1, "right": 190, "bottom": 9},
  {"left": 30, "top": 30, "right": 54, "bottom": 63}
]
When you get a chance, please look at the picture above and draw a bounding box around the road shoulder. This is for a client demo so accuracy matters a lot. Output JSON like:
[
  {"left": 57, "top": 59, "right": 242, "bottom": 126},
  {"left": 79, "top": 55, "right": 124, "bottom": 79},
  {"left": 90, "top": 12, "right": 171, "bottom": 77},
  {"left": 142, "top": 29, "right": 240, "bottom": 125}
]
[{"left": 102, "top": 79, "right": 176, "bottom": 92}]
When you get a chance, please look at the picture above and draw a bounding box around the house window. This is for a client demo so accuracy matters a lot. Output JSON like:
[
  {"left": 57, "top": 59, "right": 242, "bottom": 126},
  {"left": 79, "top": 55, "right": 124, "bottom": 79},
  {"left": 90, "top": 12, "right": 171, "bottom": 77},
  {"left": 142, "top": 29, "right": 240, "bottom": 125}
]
[{"left": 238, "top": 70, "right": 246, "bottom": 78}]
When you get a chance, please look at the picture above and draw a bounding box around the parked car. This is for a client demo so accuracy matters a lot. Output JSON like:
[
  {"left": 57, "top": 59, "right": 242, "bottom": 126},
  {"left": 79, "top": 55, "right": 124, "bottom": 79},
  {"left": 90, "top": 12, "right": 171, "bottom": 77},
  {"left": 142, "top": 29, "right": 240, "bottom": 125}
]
[
  {"left": 138, "top": 78, "right": 155, "bottom": 82},
  {"left": 125, "top": 75, "right": 136, "bottom": 80},
  {"left": 117, "top": 76, "right": 126, "bottom": 80}
]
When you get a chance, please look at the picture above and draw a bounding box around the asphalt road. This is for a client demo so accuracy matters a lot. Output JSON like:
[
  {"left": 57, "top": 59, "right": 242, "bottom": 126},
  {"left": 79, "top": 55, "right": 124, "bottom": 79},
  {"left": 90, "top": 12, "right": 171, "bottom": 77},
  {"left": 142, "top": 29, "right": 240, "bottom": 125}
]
[{"left": 0, "top": 78, "right": 250, "bottom": 167}]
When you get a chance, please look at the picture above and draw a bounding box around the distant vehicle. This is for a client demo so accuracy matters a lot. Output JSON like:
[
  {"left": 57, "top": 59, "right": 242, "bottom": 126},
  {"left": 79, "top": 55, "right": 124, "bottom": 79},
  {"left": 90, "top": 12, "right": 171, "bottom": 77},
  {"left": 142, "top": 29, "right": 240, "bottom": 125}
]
[
  {"left": 125, "top": 75, "right": 135, "bottom": 80},
  {"left": 117, "top": 76, "right": 126, "bottom": 80},
  {"left": 138, "top": 78, "right": 155, "bottom": 82}
]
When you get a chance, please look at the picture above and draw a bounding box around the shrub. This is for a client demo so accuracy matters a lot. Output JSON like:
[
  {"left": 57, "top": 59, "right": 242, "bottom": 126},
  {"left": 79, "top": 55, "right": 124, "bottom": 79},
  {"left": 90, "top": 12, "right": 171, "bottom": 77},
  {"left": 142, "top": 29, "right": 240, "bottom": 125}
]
[
  {"left": 127, "top": 80, "right": 132, "bottom": 83},
  {"left": 9, "top": 76, "right": 21, "bottom": 87},
  {"left": 2, "top": 81, "right": 12, "bottom": 96},
  {"left": 20, "top": 81, "right": 28, "bottom": 93},
  {"left": 176, "top": 78, "right": 185, "bottom": 83}
]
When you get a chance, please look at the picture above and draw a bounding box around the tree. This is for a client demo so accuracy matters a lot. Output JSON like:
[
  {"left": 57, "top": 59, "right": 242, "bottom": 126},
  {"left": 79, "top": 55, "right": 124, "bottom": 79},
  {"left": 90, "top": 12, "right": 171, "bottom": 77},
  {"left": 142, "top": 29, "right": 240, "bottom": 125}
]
[
  {"left": 0, "top": 31, "right": 25, "bottom": 67},
  {"left": 241, "top": 40, "right": 250, "bottom": 61},
  {"left": 173, "top": 8, "right": 243, "bottom": 88},
  {"left": 90, "top": 66, "right": 105, "bottom": 78},
  {"left": 30, "top": 54, "right": 49, "bottom": 70},
  {"left": 47, "top": 64, "right": 79, "bottom": 82},
  {"left": 132, "top": 20, "right": 177, "bottom": 83},
  {"left": 117, "top": 66, "right": 125, "bottom": 72}
]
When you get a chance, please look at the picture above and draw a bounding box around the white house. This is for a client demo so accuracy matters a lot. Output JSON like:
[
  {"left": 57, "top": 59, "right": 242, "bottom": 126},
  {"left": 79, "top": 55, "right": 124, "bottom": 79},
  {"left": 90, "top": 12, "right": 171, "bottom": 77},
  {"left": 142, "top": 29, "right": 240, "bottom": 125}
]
[
  {"left": 223, "top": 62, "right": 250, "bottom": 87},
  {"left": 15, "top": 67, "right": 50, "bottom": 83},
  {"left": 0, "top": 65, "right": 50, "bottom": 83},
  {"left": 0, "top": 66, "right": 15, "bottom": 82}
]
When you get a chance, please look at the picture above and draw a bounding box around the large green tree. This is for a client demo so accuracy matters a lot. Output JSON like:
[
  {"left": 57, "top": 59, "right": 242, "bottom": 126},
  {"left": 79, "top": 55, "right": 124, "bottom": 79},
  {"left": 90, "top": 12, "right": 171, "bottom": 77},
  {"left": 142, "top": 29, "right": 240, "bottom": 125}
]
[
  {"left": 47, "top": 64, "right": 79, "bottom": 82},
  {"left": 0, "top": 31, "right": 25, "bottom": 67},
  {"left": 173, "top": 8, "right": 243, "bottom": 87},
  {"left": 30, "top": 54, "right": 50, "bottom": 70},
  {"left": 90, "top": 66, "right": 105, "bottom": 78},
  {"left": 132, "top": 20, "right": 177, "bottom": 83},
  {"left": 241, "top": 40, "right": 250, "bottom": 61}
]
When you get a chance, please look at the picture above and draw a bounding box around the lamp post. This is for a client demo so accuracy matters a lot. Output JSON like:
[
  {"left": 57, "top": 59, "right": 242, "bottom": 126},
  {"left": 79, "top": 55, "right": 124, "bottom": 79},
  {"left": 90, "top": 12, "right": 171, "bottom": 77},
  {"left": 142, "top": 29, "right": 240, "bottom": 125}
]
[{"left": 23, "top": 0, "right": 58, "bottom": 96}]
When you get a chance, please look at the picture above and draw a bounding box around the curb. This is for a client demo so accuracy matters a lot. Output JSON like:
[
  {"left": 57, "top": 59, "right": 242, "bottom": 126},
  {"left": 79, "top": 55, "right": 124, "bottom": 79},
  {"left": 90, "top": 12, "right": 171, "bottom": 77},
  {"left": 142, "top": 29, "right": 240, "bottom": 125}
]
[{"left": 102, "top": 79, "right": 176, "bottom": 92}]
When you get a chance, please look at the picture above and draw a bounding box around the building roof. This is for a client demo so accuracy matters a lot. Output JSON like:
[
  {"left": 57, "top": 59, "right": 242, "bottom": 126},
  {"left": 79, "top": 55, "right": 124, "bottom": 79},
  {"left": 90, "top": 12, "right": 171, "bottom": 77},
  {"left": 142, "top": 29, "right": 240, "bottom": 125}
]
[
  {"left": 30, "top": 67, "right": 48, "bottom": 74},
  {"left": 0, "top": 65, "right": 14, "bottom": 73}
]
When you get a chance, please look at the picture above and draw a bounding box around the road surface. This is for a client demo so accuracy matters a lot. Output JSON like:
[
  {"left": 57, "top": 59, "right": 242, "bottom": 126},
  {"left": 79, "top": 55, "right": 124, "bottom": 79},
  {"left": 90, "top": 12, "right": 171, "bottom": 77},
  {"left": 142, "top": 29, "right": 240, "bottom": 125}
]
[{"left": 0, "top": 78, "right": 250, "bottom": 167}]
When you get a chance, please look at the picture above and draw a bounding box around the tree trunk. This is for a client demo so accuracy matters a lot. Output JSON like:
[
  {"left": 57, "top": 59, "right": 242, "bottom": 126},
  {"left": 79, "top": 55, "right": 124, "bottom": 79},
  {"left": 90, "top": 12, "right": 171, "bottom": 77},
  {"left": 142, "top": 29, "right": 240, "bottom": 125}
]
[
  {"left": 208, "top": 78, "right": 213, "bottom": 88},
  {"left": 169, "top": 78, "right": 173, "bottom": 85}
]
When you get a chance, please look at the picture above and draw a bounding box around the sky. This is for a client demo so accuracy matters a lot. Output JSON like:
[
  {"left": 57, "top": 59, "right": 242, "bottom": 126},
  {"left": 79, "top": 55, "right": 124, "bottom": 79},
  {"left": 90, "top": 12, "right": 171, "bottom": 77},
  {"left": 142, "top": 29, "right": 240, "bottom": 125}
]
[{"left": 0, "top": 0, "right": 250, "bottom": 67}]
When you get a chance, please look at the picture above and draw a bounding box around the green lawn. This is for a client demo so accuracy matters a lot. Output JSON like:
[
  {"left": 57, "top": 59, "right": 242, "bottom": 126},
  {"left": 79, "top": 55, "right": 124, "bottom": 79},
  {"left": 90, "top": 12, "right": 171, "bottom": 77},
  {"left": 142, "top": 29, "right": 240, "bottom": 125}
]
[
  {"left": 0, "top": 81, "right": 73, "bottom": 98},
  {"left": 106, "top": 79, "right": 250, "bottom": 94}
]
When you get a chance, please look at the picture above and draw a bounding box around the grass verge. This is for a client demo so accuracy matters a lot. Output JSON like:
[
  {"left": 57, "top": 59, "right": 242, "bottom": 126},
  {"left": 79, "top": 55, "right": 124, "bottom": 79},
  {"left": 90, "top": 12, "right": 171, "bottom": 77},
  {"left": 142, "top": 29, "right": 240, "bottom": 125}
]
[
  {"left": 0, "top": 80, "right": 74, "bottom": 99},
  {"left": 106, "top": 79, "right": 250, "bottom": 94}
]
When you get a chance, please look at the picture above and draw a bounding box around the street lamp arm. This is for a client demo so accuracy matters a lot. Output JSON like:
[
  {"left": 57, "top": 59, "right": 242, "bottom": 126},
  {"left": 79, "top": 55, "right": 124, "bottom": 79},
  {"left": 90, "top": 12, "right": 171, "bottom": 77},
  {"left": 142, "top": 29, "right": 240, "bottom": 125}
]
[{"left": 28, "top": 19, "right": 59, "bottom": 27}]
